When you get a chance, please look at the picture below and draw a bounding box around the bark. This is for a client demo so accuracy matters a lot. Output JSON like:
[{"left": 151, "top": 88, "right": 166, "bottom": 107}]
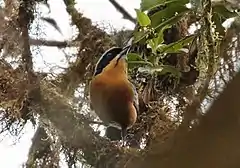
[
  {"left": 126, "top": 71, "right": 240, "bottom": 168},
  {"left": 26, "top": 126, "right": 60, "bottom": 168}
]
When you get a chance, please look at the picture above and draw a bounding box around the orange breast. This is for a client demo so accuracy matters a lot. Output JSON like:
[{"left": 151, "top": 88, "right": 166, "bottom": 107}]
[{"left": 89, "top": 63, "right": 137, "bottom": 129}]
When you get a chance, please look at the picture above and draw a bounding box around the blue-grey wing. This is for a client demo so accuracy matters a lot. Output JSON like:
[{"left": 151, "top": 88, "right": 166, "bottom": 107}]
[{"left": 131, "top": 83, "right": 139, "bottom": 113}]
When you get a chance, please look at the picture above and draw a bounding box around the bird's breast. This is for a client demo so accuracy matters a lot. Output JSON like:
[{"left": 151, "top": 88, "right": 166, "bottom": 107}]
[{"left": 90, "top": 74, "right": 137, "bottom": 129}]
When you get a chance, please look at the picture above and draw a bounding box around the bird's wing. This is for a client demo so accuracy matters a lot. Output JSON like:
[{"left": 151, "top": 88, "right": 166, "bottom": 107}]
[{"left": 131, "top": 83, "right": 139, "bottom": 113}]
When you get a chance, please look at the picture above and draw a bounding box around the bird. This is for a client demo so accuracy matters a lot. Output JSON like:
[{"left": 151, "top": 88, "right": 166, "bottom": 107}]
[{"left": 89, "top": 46, "right": 139, "bottom": 146}]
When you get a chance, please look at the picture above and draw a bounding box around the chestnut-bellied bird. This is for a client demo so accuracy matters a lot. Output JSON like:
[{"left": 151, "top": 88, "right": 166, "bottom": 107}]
[{"left": 89, "top": 45, "right": 139, "bottom": 146}]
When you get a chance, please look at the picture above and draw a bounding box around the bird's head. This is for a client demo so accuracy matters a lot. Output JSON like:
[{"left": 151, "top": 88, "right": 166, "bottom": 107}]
[{"left": 93, "top": 46, "right": 131, "bottom": 76}]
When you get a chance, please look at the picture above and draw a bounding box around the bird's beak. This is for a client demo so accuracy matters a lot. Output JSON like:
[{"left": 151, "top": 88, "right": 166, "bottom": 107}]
[
  {"left": 117, "top": 37, "right": 133, "bottom": 61},
  {"left": 119, "top": 44, "right": 132, "bottom": 59}
]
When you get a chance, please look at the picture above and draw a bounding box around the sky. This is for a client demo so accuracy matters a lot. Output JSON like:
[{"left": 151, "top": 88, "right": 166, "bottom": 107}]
[{"left": 0, "top": 0, "right": 139, "bottom": 167}]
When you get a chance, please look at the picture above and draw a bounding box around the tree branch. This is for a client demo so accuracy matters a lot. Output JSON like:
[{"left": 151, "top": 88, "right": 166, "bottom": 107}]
[
  {"left": 37, "top": 82, "right": 132, "bottom": 167},
  {"left": 26, "top": 126, "right": 60, "bottom": 168},
  {"left": 109, "top": 0, "right": 136, "bottom": 23},
  {"left": 29, "top": 2, "right": 130, "bottom": 166},
  {"left": 55, "top": 0, "right": 114, "bottom": 97},
  {"left": 18, "top": 1, "right": 33, "bottom": 73},
  {"left": 127, "top": 71, "right": 240, "bottom": 168},
  {"left": 29, "top": 38, "right": 69, "bottom": 47}
]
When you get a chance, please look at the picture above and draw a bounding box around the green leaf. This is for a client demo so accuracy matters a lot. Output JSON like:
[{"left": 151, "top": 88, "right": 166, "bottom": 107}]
[
  {"left": 148, "top": 39, "right": 158, "bottom": 53},
  {"left": 147, "top": 24, "right": 170, "bottom": 52},
  {"left": 138, "top": 66, "right": 160, "bottom": 74},
  {"left": 157, "top": 65, "right": 181, "bottom": 77},
  {"left": 127, "top": 53, "right": 153, "bottom": 68},
  {"left": 132, "top": 0, "right": 189, "bottom": 45},
  {"left": 213, "top": 4, "right": 238, "bottom": 19},
  {"left": 137, "top": 65, "right": 181, "bottom": 77},
  {"left": 128, "top": 60, "right": 153, "bottom": 69},
  {"left": 155, "top": 10, "right": 189, "bottom": 31},
  {"left": 147, "top": 25, "right": 171, "bottom": 53},
  {"left": 133, "top": 30, "right": 147, "bottom": 43},
  {"left": 127, "top": 53, "right": 144, "bottom": 61},
  {"left": 212, "top": 13, "right": 225, "bottom": 35},
  {"left": 128, "top": 61, "right": 153, "bottom": 66},
  {"left": 140, "top": 0, "right": 187, "bottom": 11},
  {"left": 212, "top": 4, "right": 238, "bottom": 35},
  {"left": 158, "top": 35, "right": 195, "bottom": 53},
  {"left": 133, "top": 10, "right": 189, "bottom": 44},
  {"left": 135, "top": 9, "right": 151, "bottom": 26},
  {"left": 156, "top": 25, "right": 172, "bottom": 45},
  {"left": 151, "top": 3, "right": 189, "bottom": 28},
  {"left": 141, "top": 0, "right": 165, "bottom": 11}
]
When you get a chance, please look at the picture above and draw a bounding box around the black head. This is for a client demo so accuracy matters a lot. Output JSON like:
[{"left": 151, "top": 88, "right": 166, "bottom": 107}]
[{"left": 94, "top": 47, "right": 123, "bottom": 76}]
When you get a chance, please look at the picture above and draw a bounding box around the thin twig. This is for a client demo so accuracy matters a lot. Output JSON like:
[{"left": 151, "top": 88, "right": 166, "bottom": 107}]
[
  {"left": 18, "top": 1, "right": 33, "bottom": 74},
  {"left": 29, "top": 38, "right": 68, "bottom": 47},
  {"left": 109, "top": 0, "right": 136, "bottom": 23}
]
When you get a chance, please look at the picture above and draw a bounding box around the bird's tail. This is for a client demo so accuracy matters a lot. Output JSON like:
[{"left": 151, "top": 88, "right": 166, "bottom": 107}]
[{"left": 105, "top": 126, "right": 122, "bottom": 141}]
